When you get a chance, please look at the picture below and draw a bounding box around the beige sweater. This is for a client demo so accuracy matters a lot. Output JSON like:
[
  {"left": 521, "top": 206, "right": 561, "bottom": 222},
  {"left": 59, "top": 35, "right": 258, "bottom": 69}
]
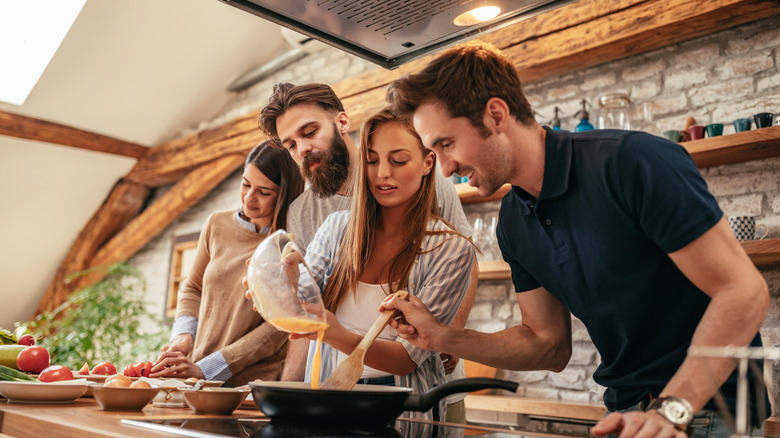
[{"left": 176, "top": 210, "right": 288, "bottom": 386}]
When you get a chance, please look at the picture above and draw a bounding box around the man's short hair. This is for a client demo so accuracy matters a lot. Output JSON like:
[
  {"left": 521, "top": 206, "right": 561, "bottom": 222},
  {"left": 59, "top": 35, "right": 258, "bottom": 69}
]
[
  {"left": 259, "top": 82, "right": 346, "bottom": 138},
  {"left": 386, "top": 41, "right": 535, "bottom": 131}
]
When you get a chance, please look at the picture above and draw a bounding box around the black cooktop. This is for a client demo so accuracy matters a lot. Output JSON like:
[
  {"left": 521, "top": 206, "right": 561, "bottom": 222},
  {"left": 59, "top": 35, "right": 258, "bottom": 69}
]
[{"left": 120, "top": 416, "right": 557, "bottom": 438}]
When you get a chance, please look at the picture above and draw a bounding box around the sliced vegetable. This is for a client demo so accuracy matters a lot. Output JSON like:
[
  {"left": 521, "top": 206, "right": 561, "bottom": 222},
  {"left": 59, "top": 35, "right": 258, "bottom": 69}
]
[
  {"left": 0, "top": 364, "right": 36, "bottom": 381},
  {"left": 78, "top": 362, "right": 90, "bottom": 375}
]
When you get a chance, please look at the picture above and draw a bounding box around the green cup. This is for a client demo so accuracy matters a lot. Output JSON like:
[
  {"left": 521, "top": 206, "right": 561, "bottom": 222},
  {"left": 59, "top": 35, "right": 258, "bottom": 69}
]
[
  {"left": 662, "top": 130, "right": 681, "bottom": 142},
  {"left": 733, "top": 118, "right": 752, "bottom": 132},
  {"left": 705, "top": 123, "right": 723, "bottom": 138}
]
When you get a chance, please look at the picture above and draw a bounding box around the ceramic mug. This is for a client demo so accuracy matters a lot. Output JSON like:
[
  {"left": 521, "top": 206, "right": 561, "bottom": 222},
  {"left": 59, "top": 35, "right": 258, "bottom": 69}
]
[
  {"left": 753, "top": 112, "right": 774, "bottom": 129},
  {"left": 687, "top": 125, "right": 705, "bottom": 140},
  {"left": 733, "top": 118, "right": 752, "bottom": 133},
  {"left": 662, "top": 130, "right": 681, "bottom": 142},
  {"left": 728, "top": 216, "right": 768, "bottom": 242},
  {"left": 705, "top": 123, "right": 723, "bottom": 138}
]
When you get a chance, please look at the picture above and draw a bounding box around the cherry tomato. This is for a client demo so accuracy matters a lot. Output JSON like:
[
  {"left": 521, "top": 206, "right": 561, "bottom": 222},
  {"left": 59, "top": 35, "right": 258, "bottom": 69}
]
[
  {"left": 91, "top": 362, "right": 117, "bottom": 376},
  {"left": 16, "top": 346, "right": 50, "bottom": 373},
  {"left": 38, "top": 365, "right": 74, "bottom": 382},
  {"left": 78, "top": 362, "right": 90, "bottom": 375}
]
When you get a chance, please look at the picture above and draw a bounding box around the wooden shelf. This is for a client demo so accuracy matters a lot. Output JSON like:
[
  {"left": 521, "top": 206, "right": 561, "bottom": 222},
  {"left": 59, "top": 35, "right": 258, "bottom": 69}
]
[
  {"left": 684, "top": 125, "right": 780, "bottom": 168},
  {"left": 477, "top": 239, "right": 780, "bottom": 280},
  {"left": 458, "top": 126, "right": 780, "bottom": 204}
]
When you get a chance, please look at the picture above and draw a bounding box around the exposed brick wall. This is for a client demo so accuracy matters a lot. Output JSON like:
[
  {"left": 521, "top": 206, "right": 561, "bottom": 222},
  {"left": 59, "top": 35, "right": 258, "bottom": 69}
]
[{"left": 131, "top": 15, "right": 780, "bottom": 412}]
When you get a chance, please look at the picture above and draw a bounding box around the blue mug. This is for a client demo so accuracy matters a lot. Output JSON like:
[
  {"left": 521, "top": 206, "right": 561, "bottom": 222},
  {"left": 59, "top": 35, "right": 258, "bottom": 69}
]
[{"left": 733, "top": 118, "right": 752, "bottom": 133}]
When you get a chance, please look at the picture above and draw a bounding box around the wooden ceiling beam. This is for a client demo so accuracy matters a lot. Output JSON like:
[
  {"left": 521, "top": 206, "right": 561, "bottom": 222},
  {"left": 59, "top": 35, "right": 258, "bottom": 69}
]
[
  {"left": 123, "top": 113, "right": 264, "bottom": 187},
  {"left": 0, "top": 109, "right": 148, "bottom": 159},
  {"left": 70, "top": 154, "right": 247, "bottom": 292},
  {"left": 35, "top": 180, "right": 150, "bottom": 316}
]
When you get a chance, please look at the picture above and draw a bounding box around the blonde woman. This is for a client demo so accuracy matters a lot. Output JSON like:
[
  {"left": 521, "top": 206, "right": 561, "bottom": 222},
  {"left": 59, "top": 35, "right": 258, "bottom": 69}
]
[{"left": 294, "top": 109, "right": 475, "bottom": 423}]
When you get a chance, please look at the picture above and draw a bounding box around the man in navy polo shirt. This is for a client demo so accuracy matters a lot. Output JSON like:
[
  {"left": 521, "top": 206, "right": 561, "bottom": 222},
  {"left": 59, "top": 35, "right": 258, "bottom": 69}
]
[{"left": 382, "top": 41, "right": 770, "bottom": 437}]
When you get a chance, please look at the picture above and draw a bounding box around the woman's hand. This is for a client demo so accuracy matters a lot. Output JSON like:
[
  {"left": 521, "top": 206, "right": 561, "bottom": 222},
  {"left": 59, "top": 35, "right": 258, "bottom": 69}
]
[
  {"left": 160, "top": 333, "right": 194, "bottom": 357},
  {"left": 150, "top": 350, "right": 205, "bottom": 380}
]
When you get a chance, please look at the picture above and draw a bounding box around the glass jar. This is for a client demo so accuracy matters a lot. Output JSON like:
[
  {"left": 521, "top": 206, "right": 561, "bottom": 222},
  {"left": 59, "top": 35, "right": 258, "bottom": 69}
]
[{"left": 597, "top": 93, "right": 631, "bottom": 130}]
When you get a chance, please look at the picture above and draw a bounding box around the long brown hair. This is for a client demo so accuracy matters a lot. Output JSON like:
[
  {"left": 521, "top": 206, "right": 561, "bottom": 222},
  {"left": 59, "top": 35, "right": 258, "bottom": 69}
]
[
  {"left": 321, "top": 109, "right": 455, "bottom": 312},
  {"left": 245, "top": 139, "right": 305, "bottom": 231}
]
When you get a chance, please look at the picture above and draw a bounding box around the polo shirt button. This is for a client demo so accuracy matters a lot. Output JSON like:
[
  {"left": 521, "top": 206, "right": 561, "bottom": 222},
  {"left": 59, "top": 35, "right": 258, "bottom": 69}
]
[{"left": 545, "top": 219, "right": 552, "bottom": 225}]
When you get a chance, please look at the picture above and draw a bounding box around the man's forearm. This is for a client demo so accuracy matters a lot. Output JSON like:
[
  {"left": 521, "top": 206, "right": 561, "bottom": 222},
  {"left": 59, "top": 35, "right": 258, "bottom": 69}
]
[{"left": 660, "top": 280, "right": 769, "bottom": 412}]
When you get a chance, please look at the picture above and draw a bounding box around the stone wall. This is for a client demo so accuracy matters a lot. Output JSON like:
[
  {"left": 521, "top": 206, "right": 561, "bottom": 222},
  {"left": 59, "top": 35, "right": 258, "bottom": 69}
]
[{"left": 130, "top": 16, "right": 780, "bottom": 411}]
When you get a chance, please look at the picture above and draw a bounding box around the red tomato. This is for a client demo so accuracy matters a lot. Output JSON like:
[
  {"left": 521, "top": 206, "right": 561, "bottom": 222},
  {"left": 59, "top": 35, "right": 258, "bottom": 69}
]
[
  {"left": 142, "top": 361, "right": 153, "bottom": 377},
  {"left": 38, "top": 365, "right": 74, "bottom": 382},
  {"left": 132, "top": 362, "right": 145, "bottom": 377},
  {"left": 78, "top": 362, "right": 90, "bottom": 375},
  {"left": 91, "top": 362, "right": 117, "bottom": 376},
  {"left": 16, "top": 346, "right": 50, "bottom": 373},
  {"left": 123, "top": 364, "right": 137, "bottom": 377}
]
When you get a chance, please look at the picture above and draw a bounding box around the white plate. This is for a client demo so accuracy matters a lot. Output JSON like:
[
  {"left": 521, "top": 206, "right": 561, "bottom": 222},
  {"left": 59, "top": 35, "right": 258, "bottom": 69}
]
[{"left": 0, "top": 380, "right": 89, "bottom": 403}]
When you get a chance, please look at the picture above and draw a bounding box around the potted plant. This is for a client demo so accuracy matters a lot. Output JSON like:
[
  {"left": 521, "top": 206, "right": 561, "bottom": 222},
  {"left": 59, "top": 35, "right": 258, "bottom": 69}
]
[{"left": 16, "top": 262, "right": 169, "bottom": 369}]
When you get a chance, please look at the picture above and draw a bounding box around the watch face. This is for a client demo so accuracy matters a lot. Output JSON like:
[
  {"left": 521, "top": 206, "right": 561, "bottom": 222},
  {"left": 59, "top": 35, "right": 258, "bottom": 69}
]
[{"left": 663, "top": 399, "right": 693, "bottom": 425}]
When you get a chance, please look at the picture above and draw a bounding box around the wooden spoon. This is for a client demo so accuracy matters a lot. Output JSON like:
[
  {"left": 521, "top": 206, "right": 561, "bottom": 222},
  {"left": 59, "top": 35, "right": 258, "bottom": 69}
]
[{"left": 319, "top": 290, "right": 409, "bottom": 391}]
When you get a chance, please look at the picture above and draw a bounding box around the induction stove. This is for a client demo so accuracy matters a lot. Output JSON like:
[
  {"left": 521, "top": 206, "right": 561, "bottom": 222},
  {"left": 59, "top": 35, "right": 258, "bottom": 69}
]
[{"left": 120, "top": 416, "right": 561, "bottom": 437}]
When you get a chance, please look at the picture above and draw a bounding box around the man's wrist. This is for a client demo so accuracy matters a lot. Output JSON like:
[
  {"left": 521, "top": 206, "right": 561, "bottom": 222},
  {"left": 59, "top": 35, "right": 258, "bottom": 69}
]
[{"left": 646, "top": 396, "right": 694, "bottom": 432}]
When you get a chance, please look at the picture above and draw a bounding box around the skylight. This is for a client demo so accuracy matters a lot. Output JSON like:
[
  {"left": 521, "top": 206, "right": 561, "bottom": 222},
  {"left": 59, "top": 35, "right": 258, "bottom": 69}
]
[{"left": 0, "top": 0, "right": 86, "bottom": 106}]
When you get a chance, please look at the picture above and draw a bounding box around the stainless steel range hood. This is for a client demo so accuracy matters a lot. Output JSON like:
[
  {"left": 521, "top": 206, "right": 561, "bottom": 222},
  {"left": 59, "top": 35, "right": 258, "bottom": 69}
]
[{"left": 218, "top": 0, "right": 577, "bottom": 70}]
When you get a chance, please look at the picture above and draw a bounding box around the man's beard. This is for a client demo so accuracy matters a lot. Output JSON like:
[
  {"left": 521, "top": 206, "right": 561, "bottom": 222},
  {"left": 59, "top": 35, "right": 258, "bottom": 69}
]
[{"left": 302, "top": 124, "right": 351, "bottom": 198}]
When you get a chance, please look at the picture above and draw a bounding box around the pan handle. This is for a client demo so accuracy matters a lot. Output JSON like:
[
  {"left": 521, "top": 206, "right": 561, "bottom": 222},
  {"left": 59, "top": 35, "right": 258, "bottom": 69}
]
[{"left": 402, "top": 377, "right": 519, "bottom": 412}]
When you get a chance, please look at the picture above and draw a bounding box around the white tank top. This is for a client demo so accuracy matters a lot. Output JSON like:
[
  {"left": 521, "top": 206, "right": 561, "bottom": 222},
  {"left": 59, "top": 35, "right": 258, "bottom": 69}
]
[{"left": 334, "top": 281, "right": 397, "bottom": 378}]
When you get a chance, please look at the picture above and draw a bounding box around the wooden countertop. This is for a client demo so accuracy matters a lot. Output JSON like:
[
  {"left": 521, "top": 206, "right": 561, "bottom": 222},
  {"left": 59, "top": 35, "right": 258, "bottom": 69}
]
[{"left": 0, "top": 397, "right": 265, "bottom": 437}]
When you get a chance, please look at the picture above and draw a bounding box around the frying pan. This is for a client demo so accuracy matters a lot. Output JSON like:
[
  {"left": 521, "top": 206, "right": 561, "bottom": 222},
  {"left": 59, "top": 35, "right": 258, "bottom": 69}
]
[{"left": 250, "top": 377, "right": 519, "bottom": 426}]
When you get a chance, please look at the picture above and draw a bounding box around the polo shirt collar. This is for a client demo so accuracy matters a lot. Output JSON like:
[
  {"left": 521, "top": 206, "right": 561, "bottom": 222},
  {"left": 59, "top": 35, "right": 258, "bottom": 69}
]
[{"left": 511, "top": 127, "right": 573, "bottom": 215}]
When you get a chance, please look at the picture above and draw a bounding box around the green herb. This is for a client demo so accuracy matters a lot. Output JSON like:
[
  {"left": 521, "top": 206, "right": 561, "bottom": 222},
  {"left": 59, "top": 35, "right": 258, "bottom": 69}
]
[
  {"left": 0, "top": 328, "right": 17, "bottom": 345},
  {"left": 15, "top": 262, "right": 170, "bottom": 369}
]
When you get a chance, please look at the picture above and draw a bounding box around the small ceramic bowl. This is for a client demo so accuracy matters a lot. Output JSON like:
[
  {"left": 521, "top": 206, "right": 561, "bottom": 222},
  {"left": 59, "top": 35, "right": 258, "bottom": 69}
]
[
  {"left": 182, "top": 388, "right": 250, "bottom": 415},
  {"left": 91, "top": 384, "right": 160, "bottom": 411},
  {"left": 141, "top": 378, "right": 224, "bottom": 407}
]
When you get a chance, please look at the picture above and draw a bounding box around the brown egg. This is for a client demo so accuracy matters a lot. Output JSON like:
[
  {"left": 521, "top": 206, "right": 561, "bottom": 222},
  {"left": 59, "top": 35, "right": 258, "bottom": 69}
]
[
  {"left": 105, "top": 374, "right": 132, "bottom": 387},
  {"left": 129, "top": 379, "right": 151, "bottom": 389}
]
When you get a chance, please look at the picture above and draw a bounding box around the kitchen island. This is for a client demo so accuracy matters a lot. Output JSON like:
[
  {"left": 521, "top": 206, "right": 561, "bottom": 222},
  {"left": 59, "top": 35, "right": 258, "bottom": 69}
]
[{"left": 0, "top": 395, "right": 598, "bottom": 437}]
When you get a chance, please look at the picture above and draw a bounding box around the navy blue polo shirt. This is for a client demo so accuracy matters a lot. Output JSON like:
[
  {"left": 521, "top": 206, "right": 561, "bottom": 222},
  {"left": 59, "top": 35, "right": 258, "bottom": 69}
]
[{"left": 496, "top": 128, "right": 764, "bottom": 416}]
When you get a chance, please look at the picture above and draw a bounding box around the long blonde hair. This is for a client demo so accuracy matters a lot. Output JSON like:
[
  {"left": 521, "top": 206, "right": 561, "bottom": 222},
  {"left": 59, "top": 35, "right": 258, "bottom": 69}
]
[{"left": 321, "top": 109, "right": 458, "bottom": 312}]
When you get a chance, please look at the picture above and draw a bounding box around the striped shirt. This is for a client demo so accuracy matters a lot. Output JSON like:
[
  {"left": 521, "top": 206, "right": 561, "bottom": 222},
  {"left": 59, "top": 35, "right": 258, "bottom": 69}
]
[{"left": 300, "top": 210, "right": 475, "bottom": 422}]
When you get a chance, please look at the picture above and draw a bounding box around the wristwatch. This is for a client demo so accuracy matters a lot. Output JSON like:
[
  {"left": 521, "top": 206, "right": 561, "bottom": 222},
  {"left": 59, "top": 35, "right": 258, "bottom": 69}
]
[{"left": 646, "top": 396, "right": 694, "bottom": 429}]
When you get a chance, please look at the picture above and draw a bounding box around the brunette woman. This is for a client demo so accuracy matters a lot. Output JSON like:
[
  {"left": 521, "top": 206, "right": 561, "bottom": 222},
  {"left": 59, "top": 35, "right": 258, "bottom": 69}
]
[{"left": 151, "top": 139, "right": 304, "bottom": 386}]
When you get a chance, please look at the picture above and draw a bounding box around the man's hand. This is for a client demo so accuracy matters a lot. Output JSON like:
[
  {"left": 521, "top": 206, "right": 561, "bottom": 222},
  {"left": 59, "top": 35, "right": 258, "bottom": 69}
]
[
  {"left": 381, "top": 294, "right": 448, "bottom": 351},
  {"left": 591, "top": 411, "right": 688, "bottom": 438}
]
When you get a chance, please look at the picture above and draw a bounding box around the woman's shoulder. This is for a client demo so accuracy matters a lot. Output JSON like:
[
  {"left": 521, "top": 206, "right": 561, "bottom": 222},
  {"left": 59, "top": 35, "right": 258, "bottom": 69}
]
[{"left": 423, "top": 218, "right": 471, "bottom": 248}]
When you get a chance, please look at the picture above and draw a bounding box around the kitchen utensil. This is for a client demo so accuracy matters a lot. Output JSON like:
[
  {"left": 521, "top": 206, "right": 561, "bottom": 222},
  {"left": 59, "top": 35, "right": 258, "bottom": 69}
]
[
  {"left": 246, "top": 229, "right": 327, "bottom": 334},
  {"left": 250, "top": 377, "right": 518, "bottom": 426},
  {"left": 320, "top": 290, "right": 409, "bottom": 391}
]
